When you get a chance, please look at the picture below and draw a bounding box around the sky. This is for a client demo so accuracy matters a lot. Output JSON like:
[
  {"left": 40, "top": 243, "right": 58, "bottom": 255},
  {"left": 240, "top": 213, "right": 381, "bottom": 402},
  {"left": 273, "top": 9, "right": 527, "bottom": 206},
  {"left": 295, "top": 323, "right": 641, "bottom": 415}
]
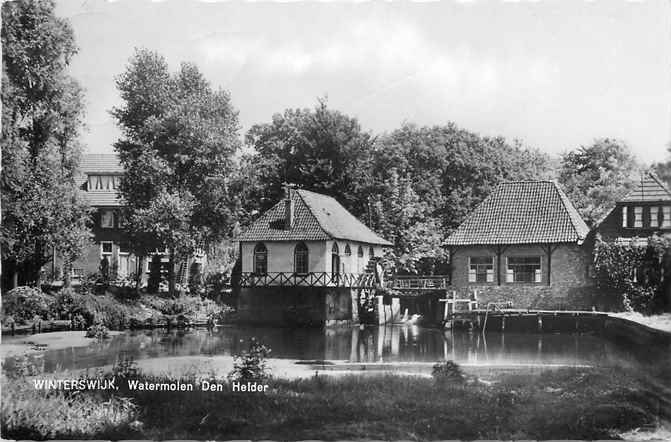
[{"left": 55, "top": 0, "right": 671, "bottom": 163}]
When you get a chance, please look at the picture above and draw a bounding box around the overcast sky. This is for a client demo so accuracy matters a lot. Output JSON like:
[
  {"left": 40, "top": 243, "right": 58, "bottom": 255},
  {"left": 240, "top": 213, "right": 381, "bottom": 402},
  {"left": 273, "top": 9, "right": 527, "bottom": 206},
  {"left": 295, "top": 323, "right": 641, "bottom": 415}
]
[{"left": 56, "top": 0, "right": 671, "bottom": 163}]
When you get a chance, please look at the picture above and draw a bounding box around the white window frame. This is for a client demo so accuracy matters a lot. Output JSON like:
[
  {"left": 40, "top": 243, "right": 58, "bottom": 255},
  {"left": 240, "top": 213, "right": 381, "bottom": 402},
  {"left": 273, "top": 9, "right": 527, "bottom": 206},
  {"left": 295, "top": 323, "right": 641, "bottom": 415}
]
[
  {"left": 634, "top": 206, "right": 643, "bottom": 228},
  {"left": 622, "top": 206, "right": 628, "bottom": 228},
  {"left": 506, "top": 256, "right": 542, "bottom": 283},
  {"left": 650, "top": 207, "right": 659, "bottom": 228},
  {"left": 100, "top": 241, "right": 113, "bottom": 259},
  {"left": 663, "top": 206, "right": 671, "bottom": 228},
  {"left": 468, "top": 256, "right": 494, "bottom": 283}
]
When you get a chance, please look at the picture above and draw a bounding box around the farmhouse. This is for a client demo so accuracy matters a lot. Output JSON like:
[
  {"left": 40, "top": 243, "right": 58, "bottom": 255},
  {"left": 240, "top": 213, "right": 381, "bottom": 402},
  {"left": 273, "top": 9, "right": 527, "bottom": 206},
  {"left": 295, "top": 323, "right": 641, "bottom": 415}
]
[
  {"left": 596, "top": 171, "right": 671, "bottom": 244},
  {"left": 445, "top": 180, "right": 596, "bottom": 310},
  {"left": 235, "top": 187, "right": 392, "bottom": 326}
]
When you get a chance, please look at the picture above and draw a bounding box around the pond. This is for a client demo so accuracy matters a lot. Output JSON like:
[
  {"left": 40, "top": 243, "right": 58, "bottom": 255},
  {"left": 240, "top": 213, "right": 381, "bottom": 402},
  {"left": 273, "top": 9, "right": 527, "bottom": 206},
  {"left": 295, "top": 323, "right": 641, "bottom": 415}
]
[{"left": 3, "top": 324, "right": 668, "bottom": 376}]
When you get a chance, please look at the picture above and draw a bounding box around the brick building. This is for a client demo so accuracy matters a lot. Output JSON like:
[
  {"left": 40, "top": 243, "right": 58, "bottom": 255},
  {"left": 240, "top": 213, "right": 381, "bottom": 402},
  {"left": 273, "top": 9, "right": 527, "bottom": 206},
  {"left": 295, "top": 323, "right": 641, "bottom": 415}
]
[
  {"left": 445, "top": 181, "right": 597, "bottom": 310},
  {"left": 67, "top": 154, "right": 140, "bottom": 280},
  {"left": 596, "top": 171, "right": 671, "bottom": 244},
  {"left": 235, "top": 187, "right": 392, "bottom": 326}
]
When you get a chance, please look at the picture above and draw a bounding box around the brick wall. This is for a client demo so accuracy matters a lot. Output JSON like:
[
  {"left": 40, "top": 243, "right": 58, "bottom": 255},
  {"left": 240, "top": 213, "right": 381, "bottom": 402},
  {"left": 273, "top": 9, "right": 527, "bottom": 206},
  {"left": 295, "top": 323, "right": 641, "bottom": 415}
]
[{"left": 449, "top": 243, "right": 605, "bottom": 310}]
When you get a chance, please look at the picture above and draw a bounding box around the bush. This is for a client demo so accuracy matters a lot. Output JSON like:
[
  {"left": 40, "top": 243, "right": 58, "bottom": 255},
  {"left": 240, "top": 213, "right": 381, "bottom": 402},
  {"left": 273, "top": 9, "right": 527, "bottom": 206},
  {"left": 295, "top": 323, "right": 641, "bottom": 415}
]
[
  {"left": 2, "top": 286, "right": 53, "bottom": 323},
  {"left": 432, "top": 360, "right": 465, "bottom": 385},
  {"left": 228, "top": 338, "right": 271, "bottom": 382},
  {"left": 86, "top": 322, "right": 110, "bottom": 340}
]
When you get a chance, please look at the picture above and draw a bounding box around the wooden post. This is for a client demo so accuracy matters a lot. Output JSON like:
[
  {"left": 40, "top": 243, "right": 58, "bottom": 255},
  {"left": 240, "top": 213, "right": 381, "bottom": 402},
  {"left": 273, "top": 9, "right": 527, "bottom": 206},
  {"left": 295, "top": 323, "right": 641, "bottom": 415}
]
[
  {"left": 501, "top": 315, "right": 506, "bottom": 332},
  {"left": 537, "top": 314, "right": 543, "bottom": 332}
]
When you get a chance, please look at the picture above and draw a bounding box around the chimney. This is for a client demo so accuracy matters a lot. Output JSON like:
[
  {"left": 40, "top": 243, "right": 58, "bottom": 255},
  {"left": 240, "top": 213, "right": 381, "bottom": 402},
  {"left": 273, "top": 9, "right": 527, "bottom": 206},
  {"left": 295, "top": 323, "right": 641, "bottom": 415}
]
[{"left": 284, "top": 183, "right": 294, "bottom": 230}]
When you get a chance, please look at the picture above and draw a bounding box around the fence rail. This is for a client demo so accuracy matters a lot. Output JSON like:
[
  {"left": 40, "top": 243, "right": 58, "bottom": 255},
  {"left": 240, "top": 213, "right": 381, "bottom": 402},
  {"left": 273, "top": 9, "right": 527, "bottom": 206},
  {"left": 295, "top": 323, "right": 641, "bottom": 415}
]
[
  {"left": 237, "top": 272, "right": 377, "bottom": 288},
  {"left": 389, "top": 275, "right": 450, "bottom": 290}
]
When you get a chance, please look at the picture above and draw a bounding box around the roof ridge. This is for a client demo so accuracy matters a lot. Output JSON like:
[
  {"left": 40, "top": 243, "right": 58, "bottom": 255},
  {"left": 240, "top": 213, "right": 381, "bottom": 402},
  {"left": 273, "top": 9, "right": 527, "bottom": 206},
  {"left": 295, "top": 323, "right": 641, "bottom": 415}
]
[
  {"left": 551, "top": 181, "right": 589, "bottom": 241},
  {"left": 646, "top": 170, "right": 671, "bottom": 197},
  {"left": 294, "top": 189, "right": 334, "bottom": 240}
]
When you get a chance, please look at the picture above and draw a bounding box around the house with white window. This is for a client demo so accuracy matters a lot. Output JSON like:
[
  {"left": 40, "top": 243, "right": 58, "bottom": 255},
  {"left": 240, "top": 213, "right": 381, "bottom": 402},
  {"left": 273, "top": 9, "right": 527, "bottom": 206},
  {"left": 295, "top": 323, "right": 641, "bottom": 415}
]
[
  {"left": 234, "top": 187, "right": 392, "bottom": 326},
  {"left": 445, "top": 181, "right": 596, "bottom": 310},
  {"left": 596, "top": 171, "right": 671, "bottom": 245}
]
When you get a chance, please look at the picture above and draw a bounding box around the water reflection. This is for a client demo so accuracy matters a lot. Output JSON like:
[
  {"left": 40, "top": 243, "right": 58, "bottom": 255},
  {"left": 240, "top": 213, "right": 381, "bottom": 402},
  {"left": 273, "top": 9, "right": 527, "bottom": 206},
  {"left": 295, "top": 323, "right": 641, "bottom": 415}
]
[{"left": 3, "top": 325, "right": 668, "bottom": 374}]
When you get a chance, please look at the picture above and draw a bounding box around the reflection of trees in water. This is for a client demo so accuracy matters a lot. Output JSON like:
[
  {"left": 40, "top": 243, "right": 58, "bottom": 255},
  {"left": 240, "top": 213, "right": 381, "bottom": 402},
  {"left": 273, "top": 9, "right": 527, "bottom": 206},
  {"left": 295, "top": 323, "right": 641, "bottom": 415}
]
[{"left": 11, "top": 325, "right": 667, "bottom": 375}]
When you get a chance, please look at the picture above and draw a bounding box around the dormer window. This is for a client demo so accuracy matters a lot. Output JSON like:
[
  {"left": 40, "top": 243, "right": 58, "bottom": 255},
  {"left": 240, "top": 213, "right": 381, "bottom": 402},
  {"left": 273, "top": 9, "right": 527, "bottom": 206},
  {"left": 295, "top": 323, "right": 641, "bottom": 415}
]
[
  {"left": 634, "top": 206, "right": 643, "bottom": 228},
  {"left": 88, "top": 175, "right": 118, "bottom": 191},
  {"left": 100, "top": 210, "right": 115, "bottom": 228}
]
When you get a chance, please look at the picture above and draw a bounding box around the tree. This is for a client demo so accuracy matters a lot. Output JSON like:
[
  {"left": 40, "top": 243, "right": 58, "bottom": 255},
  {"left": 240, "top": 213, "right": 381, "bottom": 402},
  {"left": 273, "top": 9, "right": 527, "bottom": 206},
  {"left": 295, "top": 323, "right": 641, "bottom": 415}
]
[
  {"left": 372, "top": 123, "right": 552, "bottom": 234},
  {"left": 244, "top": 98, "right": 375, "bottom": 218},
  {"left": 1, "top": 0, "right": 91, "bottom": 289},
  {"left": 558, "top": 139, "right": 638, "bottom": 227},
  {"left": 112, "top": 49, "right": 241, "bottom": 296},
  {"left": 651, "top": 142, "right": 671, "bottom": 189}
]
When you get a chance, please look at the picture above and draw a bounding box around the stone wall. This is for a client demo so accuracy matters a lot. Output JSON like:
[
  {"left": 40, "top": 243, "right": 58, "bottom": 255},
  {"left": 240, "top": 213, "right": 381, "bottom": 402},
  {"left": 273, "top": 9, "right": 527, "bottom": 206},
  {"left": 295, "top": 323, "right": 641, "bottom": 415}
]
[{"left": 238, "top": 286, "right": 359, "bottom": 327}]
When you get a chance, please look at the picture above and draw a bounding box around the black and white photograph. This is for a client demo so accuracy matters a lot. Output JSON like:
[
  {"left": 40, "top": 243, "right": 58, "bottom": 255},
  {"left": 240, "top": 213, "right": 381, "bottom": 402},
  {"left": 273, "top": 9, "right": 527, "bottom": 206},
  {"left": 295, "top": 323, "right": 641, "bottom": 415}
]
[{"left": 1, "top": 0, "right": 671, "bottom": 440}]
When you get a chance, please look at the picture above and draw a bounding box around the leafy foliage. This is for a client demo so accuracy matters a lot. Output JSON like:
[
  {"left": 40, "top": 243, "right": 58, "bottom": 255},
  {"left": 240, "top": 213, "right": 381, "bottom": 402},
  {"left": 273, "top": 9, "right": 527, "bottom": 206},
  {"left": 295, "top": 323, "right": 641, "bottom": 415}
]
[
  {"left": 1, "top": 0, "right": 91, "bottom": 288},
  {"left": 2, "top": 286, "right": 52, "bottom": 323},
  {"left": 593, "top": 236, "right": 670, "bottom": 313},
  {"left": 432, "top": 360, "right": 466, "bottom": 386},
  {"left": 112, "top": 49, "right": 241, "bottom": 296},
  {"left": 228, "top": 338, "right": 272, "bottom": 382},
  {"left": 86, "top": 321, "right": 110, "bottom": 340},
  {"left": 558, "top": 139, "right": 638, "bottom": 227},
  {"left": 242, "top": 98, "right": 375, "bottom": 218}
]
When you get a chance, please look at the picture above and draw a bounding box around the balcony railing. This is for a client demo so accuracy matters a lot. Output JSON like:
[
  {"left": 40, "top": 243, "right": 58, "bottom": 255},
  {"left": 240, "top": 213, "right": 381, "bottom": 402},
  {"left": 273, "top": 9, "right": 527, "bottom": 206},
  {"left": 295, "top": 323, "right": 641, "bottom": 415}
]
[
  {"left": 237, "top": 272, "right": 377, "bottom": 288},
  {"left": 389, "top": 275, "right": 450, "bottom": 290}
]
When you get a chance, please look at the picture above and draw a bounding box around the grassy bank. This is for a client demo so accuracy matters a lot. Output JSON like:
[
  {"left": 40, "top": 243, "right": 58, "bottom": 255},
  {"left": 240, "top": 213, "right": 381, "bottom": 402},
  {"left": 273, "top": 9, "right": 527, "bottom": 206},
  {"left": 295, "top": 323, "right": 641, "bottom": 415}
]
[{"left": 2, "top": 364, "right": 668, "bottom": 441}]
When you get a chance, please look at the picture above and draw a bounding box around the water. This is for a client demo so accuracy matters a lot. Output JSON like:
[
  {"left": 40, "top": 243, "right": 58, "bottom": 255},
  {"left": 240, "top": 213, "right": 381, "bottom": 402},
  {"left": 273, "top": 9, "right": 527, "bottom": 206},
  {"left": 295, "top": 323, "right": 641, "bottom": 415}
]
[{"left": 3, "top": 325, "right": 667, "bottom": 375}]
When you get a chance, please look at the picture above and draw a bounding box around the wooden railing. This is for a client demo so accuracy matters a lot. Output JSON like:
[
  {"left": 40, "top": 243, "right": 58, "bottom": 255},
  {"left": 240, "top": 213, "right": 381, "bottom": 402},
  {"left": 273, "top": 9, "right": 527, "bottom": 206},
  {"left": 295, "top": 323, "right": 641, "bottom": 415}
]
[
  {"left": 237, "top": 272, "right": 377, "bottom": 288},
  {"left": 389, "top": 275, "right": 450, "bottom": 290}
]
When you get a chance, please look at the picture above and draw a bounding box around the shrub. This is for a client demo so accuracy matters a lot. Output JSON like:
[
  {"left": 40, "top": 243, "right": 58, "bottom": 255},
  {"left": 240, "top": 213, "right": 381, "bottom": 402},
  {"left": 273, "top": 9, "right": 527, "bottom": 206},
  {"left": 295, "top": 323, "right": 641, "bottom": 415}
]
[
  {"left": 228, "top": 338, "right": 271, "bottom": 382},
  {"left": 2, "top": 286, "right": 53, "bottom": 323},
  {"left": 432, "top": 360, "right": 465, "bottom": 385},
  {"left": 86, "top": 322, "right": 110, "bottom": 340}
]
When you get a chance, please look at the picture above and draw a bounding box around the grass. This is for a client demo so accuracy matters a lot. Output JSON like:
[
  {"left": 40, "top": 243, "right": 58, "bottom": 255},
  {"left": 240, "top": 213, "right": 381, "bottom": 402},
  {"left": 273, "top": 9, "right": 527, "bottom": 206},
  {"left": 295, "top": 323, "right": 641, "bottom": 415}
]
[{"left": 2, "top": 364, "right": 667, "bottom": 441}]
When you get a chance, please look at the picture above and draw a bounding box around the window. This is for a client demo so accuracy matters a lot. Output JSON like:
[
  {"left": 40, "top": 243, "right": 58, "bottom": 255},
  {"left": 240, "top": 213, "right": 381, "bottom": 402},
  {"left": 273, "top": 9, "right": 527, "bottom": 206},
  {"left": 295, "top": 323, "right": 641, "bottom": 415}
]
[
  {"left": 622, "top": 206, "right": 628, "bottom": 228},
  {"left": 100, "top": 210, "right": 114, "bottom": 228},
  {"left": 357, "top": 246, "right": 364, "bottom": 257},
  {"left": 506, "top": 256, "right": 541, "bottom": 283},
  {"left": 100, "top": 242, "right": 113, "bottom": 258},
  {"left": 344, "top": 244, "right": 351, "bottom": 256},
  {"left": 634, "top": 206, "right": 643, "bottom": 228},
  {"left": 663, "top": 207, "right": 671, "bottom": 228},
  {"left": 468, "top": 257, "right": 494, "bottom": 283},
  {"left": 294, "top": 242, "right": 309, "bottom": 274},
  {"left": 369, "top": 246, "right": 374, "bottom": 258},
  {"left": 651, "top": 207, "right": 659, "bottom": 228},
  {"left": 253, "top": 243, "right": 267, "bottom": 275}
]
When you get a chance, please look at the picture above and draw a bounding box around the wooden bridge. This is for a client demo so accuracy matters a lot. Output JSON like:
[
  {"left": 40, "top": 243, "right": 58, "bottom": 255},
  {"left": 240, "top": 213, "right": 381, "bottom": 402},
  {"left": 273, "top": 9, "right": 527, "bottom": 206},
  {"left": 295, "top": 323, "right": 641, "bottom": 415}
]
[{"left": 388, "top": 275, "right": 450, "bottom": 291}]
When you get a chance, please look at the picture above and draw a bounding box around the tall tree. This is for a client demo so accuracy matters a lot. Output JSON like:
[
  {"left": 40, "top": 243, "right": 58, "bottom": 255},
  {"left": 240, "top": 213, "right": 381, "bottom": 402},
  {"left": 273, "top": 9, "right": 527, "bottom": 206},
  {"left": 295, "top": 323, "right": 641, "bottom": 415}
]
[
  {"left": 112, "top": 49, "right": 241, "bottom": 296},
  {"left": 558, "top": 138, "right": 638, "bottom": 227},
  {"left": 1, "top": 0, "right": 91, "bottom": 289},
  {"left": 372, "top": 123, "right": 552, "bottom": 234},
  {"left": 244, "top": 98, "right": 375, "bottom": 218}
]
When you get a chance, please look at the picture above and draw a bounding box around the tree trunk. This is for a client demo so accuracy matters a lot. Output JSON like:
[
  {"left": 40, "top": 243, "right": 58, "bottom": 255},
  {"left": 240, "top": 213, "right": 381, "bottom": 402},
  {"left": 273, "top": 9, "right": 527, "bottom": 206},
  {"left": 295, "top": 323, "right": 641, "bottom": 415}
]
[
  {"left": 168, "top": 249, "right": 176, "bottom": 298},
  {"left": 12, "top": 271, "right": 18, "bottom": 289}
]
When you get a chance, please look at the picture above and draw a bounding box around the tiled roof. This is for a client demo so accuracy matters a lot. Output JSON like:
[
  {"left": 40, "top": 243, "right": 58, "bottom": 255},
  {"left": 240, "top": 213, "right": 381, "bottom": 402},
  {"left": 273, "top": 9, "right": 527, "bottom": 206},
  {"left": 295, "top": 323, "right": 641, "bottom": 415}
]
[
  {"left": 445, "top": 181, "right": 590, "bottom": 246},
  {"left": 621, "top": 171, "right": 671, "bottom": 203},
  {"left": 236, "top": 189, "right": 392, "bottom": 245},
  {"left": 83, "top": 191, "right": 124, "bottom": 207},
  {"left": 80, "top": 154, "right": 123, "bottom": 174}
]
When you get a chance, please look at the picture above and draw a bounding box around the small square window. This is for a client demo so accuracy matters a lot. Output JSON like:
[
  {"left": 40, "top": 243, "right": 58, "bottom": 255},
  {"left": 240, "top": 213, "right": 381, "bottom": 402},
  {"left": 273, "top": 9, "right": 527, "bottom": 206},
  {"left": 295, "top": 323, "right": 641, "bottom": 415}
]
[
  {"left": 468, "top": 256, "right": 494, "bottom": 283},
  {"left": 101, "top": 242, "right": 113, "bottom": 255},
  {"left": 663, "top": 207, "right": 671, "bottom": 228},
  {"left": 622, "top": 206, "right": 628, "bottom": 228}
]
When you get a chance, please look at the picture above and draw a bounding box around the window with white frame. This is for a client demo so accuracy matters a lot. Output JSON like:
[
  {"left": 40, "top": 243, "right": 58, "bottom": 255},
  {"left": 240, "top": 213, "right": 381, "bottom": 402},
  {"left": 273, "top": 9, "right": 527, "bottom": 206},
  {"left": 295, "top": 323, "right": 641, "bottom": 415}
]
[
  {"left": 650, "top": 207, "right": 659, "bottom": 228},
  {"left": 663, "top": 207, "right": 671, "bottom": 228},
  {"left": 622, "top": 206, "right": 628, "bottom": 228},
  {"left": 634, "top": 206, "right": 643, "bottom": 228},
  {"left": 506, "top": 256, "right": 541, "bottom": 283},
  {"left": 100, "top": 210, "right": 114, "bottom": 228},
  {"left": 100, "top": 241, "right": 113, "bottom": 259},
  {"left": 468, "top": 256, "right": 494, "bottom": 283}
]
